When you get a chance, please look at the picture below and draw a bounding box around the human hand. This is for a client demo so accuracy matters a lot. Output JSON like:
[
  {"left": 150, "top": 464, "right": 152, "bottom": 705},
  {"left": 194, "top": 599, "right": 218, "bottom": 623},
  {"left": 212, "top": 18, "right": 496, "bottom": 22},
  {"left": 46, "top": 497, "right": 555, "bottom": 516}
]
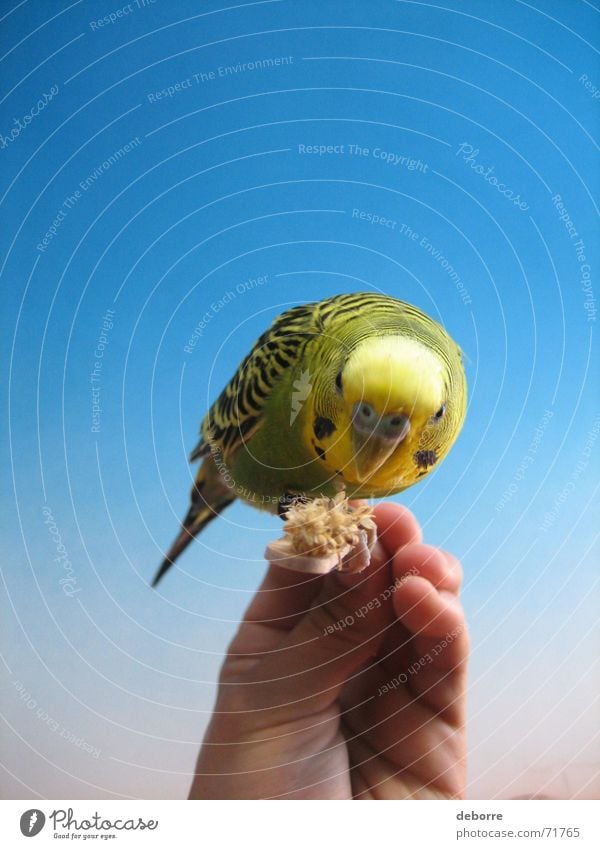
[{"left": 189, "top": 502, "right": 469, "bottom": 799}]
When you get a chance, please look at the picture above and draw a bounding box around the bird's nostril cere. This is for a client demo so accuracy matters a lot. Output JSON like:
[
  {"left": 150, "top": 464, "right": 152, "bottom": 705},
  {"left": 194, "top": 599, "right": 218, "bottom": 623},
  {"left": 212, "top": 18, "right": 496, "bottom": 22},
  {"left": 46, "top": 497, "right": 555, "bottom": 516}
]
[
  {"left": 361, "top": 405, "right": 371, "bottom": 417},
  {"left": 390, "top": 416, "right": 402, "bottom": 426}
]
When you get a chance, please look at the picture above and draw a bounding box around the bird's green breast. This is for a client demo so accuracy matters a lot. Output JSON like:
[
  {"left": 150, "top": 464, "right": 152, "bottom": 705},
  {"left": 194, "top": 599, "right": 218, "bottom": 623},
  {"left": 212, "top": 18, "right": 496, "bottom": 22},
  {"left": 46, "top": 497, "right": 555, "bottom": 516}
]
[{"left": 226, "top": 368, "right": 339, "bottom": 511}]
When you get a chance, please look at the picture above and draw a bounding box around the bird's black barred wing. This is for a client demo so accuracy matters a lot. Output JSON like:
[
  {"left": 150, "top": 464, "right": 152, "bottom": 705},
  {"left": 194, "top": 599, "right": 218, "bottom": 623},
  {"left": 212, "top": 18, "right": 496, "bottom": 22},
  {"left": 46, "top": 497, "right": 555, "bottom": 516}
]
[{"left": 190, "top": 303, "right": 317, "bottom": 463}]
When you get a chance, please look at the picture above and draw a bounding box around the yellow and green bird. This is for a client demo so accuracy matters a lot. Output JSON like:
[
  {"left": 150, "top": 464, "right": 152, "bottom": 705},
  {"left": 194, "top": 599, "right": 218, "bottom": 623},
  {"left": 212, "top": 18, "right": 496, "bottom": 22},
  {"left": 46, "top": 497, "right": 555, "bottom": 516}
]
[{"left": 153, "top": 292, "right": 467, "bottom": 585}]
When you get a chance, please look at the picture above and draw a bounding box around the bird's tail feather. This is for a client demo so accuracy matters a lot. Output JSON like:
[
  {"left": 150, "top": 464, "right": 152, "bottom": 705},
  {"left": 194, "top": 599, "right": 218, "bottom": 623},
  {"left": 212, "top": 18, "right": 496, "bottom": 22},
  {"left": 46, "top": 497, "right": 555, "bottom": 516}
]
[{"left": 152, "top": 461, "right": 235, "bottom": 587}]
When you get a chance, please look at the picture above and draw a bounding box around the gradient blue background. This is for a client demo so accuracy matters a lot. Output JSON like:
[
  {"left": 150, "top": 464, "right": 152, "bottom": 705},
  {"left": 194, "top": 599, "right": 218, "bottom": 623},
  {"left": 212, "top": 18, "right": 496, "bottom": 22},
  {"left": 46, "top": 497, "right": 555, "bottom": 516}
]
[{"left": 1, "top": 0, "right": 598, "bottom": 799}]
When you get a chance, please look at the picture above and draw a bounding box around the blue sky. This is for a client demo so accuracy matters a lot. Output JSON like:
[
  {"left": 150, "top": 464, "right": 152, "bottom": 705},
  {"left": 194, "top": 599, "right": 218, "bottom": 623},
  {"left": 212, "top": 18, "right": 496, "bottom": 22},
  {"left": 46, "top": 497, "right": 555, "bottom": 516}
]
[{"left": 1, "top": 0, "right": 598, "bottom": 799}]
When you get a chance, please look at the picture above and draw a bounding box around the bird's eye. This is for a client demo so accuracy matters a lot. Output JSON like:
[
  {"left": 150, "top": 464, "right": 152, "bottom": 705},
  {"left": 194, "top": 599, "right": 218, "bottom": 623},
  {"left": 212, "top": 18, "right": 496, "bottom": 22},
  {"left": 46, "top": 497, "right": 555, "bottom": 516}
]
[
  {"left": 433, "top": 403, "right": 447, "bottom": 421},
  {"left": 335, "top": 371, "right": 343, "bottom": 392}
]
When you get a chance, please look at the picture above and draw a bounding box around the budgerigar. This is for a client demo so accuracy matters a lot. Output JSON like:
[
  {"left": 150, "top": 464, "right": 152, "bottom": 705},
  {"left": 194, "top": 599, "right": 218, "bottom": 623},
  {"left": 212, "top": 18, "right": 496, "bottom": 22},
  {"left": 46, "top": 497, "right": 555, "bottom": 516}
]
[{"left": 153, "top": 292, "right": 467, "bottom": 585}]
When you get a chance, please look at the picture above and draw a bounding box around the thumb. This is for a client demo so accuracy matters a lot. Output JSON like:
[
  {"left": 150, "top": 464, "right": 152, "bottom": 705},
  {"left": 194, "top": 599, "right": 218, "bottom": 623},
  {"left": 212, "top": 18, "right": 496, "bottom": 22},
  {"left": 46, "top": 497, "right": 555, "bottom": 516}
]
[{"left": 237, "top": 539, "right": 396, "bottom": 725}]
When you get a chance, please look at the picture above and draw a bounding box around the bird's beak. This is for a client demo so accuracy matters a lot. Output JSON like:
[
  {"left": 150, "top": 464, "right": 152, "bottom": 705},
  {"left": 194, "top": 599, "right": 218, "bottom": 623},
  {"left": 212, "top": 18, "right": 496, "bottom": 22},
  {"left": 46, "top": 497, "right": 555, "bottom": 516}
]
[{"left": 351, "top": 407, "right": 411, "bottom": 481}]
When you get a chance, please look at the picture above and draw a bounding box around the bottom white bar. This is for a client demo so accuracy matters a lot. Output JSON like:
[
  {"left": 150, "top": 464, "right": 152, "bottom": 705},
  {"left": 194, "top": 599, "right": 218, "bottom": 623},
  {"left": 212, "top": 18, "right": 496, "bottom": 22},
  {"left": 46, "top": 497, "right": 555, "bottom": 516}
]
[{"left": 1, "top": 799, "right": 598, "bottom": 847}]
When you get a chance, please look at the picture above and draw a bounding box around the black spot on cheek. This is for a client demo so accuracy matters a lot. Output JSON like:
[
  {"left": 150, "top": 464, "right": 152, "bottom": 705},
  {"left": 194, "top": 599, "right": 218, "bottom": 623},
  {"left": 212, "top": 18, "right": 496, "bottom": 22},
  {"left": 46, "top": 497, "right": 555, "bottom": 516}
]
[
  {"left": 314, "top": 415, "right": 336, "bottom": 440},
  {"left": 414, "top": 449, "right": 438, "bottom": 469},
  {"left": 312, "top": 440, "right": 326, "bottom": 460}
]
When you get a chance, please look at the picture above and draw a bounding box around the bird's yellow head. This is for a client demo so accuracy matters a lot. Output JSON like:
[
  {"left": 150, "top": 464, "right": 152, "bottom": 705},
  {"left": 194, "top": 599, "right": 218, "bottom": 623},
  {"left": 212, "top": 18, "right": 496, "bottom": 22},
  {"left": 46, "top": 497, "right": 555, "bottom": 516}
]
[{"left": 306, "top": 332, "right": 466, "bottom": 493}]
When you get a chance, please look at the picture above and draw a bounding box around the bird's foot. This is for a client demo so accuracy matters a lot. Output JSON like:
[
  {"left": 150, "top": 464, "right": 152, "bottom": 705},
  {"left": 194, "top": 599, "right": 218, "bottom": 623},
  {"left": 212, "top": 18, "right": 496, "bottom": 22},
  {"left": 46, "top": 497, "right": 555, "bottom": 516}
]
[{"left": 277, "top": 492, "right": 310, "bottom": 519}]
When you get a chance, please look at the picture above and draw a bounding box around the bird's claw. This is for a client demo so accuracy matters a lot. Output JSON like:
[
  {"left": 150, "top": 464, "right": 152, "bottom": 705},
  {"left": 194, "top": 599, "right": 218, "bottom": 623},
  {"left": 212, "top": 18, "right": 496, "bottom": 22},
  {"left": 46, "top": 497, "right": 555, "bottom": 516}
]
[{"left": 277, "top": 492, "right": 310, "bottom": 518}]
